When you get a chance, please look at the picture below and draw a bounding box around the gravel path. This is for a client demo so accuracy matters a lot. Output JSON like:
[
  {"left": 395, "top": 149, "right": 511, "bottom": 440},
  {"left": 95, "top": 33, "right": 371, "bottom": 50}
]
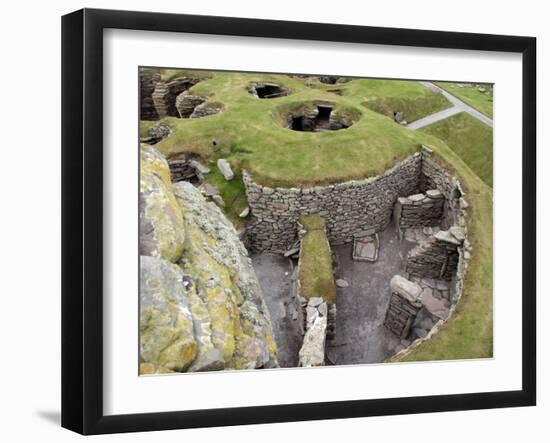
[{"left": 406, "top": 81, "right": 493, "bottom": 130}]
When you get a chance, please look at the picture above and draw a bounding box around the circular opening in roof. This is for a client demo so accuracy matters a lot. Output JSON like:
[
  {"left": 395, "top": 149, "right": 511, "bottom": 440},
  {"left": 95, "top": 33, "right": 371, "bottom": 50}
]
[{"left": 276, "top": 101, "right": 360, "bottom": 132}]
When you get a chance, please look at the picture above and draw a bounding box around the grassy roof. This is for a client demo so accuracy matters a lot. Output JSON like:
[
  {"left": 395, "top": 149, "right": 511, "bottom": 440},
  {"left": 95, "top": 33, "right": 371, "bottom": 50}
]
[
  {"left": 144, "top": 69, "right": 452, "bottom": 188},
  {"left": 298, "top": 215, "right": 337, "bottom": 305},
  {"left": 421, "top": 112, "right": 493, "bottom": 187}
]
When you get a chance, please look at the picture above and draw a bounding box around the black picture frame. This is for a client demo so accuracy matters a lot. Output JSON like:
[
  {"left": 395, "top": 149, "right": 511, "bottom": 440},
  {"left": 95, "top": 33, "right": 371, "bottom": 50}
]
[{"left": 61, "top": 8, "right": 537, "bottom": 435}]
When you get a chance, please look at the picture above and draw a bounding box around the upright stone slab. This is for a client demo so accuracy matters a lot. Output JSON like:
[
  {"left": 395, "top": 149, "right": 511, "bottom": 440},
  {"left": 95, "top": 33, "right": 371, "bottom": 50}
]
[
  {"left": 405, "top": 227, "right": 463, "bottom": 280},
  {"left": 384, "top": 275, "right": 423, "bottom": 338}
]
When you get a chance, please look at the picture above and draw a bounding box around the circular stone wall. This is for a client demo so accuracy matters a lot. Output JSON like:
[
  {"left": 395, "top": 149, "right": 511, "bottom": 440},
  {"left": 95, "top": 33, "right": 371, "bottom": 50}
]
[
  {"left": 275, "top": 101, "right": 361, "bottom": 132},
  {"left": 249, "top": 82, "right": 290, "bottom": 99}
]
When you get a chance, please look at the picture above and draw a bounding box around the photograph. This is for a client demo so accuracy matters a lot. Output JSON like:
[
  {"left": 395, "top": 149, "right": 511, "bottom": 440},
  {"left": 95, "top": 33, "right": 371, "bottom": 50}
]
[{"left": 138, "top": 67, "right": 493, "bottom": 374}]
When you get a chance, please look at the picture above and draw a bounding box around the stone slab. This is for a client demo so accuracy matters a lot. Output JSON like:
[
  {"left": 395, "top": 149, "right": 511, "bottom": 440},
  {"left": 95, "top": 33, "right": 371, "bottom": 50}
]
[
  {"left": 420, "top": 289, "right": 450, "bottom": 319},
  {"left": 390, "top": 275, "right": 423, "bottom": 305},
  {"left": 352, "top": 234, "right": 379, "bottom": 262}
]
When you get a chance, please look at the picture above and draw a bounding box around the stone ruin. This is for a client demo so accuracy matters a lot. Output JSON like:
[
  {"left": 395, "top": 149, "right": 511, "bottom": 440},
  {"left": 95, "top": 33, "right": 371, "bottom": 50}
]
[
  {"left": 245, "top": 145, "right": 472, "bottom": 363},
  {"left": 249, "top": 82, "right": 289, "bottom": 99},
  {"left": 294, "top": 216, "right": 337, "bottom": 367},
  {"left": 152, "top": 77, "right": 202, "bottom": 118},
  {"left": 175, "top": 94, "right": 223, "bottom": 119},
  {"left": 139, "top": 73, "right": 223, "bottom": 121},
  {"left": 167, "top": 157, "right": 210, "bottom": 185},
  {"left": 285, "top": 103, "right": 357, "bottom": 132},
  {"left": 317, "top": 76, "right": 351, "bottom": 85},
  {"left": 140, "top": 72, "right": 161, "bottom": 120},
  {"left": 352, "top": 234, "right": 379, "bottom": 262},
  {"left": 140, "top": 122, "right": 171, "bottom": 145}
]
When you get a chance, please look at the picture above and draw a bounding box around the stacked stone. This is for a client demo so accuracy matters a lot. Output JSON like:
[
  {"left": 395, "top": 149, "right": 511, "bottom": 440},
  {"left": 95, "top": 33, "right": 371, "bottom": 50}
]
[
  {"left": 143, "top": 122, "right": 170, "bottom": 145},
  {"left": 152, "top": 77, "right": 201, "bottom": 118},
  {"left": 298, "top": 297, "right": 328, "bottom": 367},
  {"left": 190, "top": 102, "right": 223, "bottom": 118},
  {"left": 420, "top": 145, "right": 465, "bottom": 229},
  {"left": 405, "top": 227, "right": 465, "bottom": 280},
  {"left": 140, "top": 72, "right": 161, "bottom": 120},
  {"left": 395, "top": 189, "right": 444, "bottom": 229},
  {"left": 384, "top": 275, "right": 423, "bottom": 338},
  {"left": 243, "top": 153, "right": 422, "bottom": 253},
  {"left": 168, "top": 160, "right": 203, "bottom": 183},
  {"left": 175, "top": 93, "right": 206, "bottom": 118}
]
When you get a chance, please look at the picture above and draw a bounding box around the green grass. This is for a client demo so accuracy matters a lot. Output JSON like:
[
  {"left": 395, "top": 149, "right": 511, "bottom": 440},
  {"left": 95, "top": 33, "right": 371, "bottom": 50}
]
[
  {"left": 139, "top": 120, "right": 156, "bottom": 138},
  {"left": 143, "top": 70, "right": 453, "bottom": 188},
  {"left": 203, "top": 166, "right": 248, "bottom": 229},
  {"left": 358, "top": 79, "right": 453, "bottom": 123},
  {"left": 420, "top": 112, "right": 493, "bottom": 187},
  {"left": 435, "top": 82, "right": 494, "bottom": 118},
  {"left": 298, "top": 215, "right": 337, "bottom": 305}
]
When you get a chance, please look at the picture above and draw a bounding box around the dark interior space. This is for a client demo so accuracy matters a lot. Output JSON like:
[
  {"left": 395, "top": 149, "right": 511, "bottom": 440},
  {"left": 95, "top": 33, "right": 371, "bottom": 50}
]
[
  {"left": 291, "top": 116, "right": 304, "bottom": 131},
  {"left": 253, "top": 83, "right": 289, "bottom": 99},
  {"left": 316, "top": 105, "right": 332, "bottom": 128}
]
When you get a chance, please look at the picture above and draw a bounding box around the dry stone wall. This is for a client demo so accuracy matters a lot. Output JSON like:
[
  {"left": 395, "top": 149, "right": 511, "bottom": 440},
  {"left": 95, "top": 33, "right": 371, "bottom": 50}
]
[
  {"left": 394, "top": 189, "right": 445, "bottom": 230},
  {"left": 420, "top": 146, "right": 466, "bottom": 229},
  {"left": 385, "top": 148, "right": 474, "bottom": 358},
  {"left": 152, "top": 77, "right": 201, "bottom": 118},
  {"left": 405, "top": 228, "right": 463, "bottom": 281},
  {"left": 244, "top": 153, "right": 422, "bottom": 253},
  {"left": 384, "top": 276, "right": 423, "bottom": 338},
  {"left": 140, "top": 72, "right": 161, "bottom": 120}
]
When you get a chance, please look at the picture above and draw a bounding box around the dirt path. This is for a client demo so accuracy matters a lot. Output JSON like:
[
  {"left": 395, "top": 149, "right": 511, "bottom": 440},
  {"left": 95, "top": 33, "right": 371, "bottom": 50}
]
[{"left": 406, "top": 81, "right": 493, "bottom": 130}]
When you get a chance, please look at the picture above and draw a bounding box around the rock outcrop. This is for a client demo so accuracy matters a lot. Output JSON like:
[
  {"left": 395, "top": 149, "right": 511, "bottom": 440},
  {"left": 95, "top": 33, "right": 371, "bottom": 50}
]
[{"left": 139, "top": 145, "right": 278, "bottom": 374}]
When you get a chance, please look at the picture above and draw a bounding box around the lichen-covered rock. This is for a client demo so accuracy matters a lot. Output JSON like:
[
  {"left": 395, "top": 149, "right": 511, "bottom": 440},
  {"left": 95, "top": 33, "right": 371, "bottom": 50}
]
[
  {"left": 299, "top": 315, "right": 327, "bottom": 367},
  {"left": 139, "top": 146, "right": 278, "bottom": 372},
  {"left": 140, "top": 145, "right": 185, "bottom": 262},
  {"left": 139, "top": 363, "right": 176, "bottom": 375},
  {"left": 140, "top": 256, "right": 197, "bottom": 372},
  {"left": 173, "top": 181, "right": 278, "bottom": 369}
]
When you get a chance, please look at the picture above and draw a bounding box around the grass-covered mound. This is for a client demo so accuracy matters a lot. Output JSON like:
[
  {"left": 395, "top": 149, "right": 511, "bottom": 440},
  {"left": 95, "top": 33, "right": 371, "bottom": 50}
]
[
  {"left": 272, "top": 100, "right": 362, "bottom": 130},
  {"left": 420, "top": 112, "right": 493, "bottom": 187},
  {"left": 435, "top": 82, "right": 493, "bottom": 118},
  {"left": 359, "top": 79, "right": 453, "bottom": 123},
  {"left": 298, "top": 215, "right": 337, "bottom": 305},
  {"left": 145, "top": 70, "right": 451, "bottom": 188}
]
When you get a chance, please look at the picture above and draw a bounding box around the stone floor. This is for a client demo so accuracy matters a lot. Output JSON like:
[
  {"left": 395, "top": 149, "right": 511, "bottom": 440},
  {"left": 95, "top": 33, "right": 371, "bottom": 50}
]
[
  {"left": 251, "top": 253, "right": 303, "bottom": 367},
  {"left": 327, "top": 226, "right": 418, "bottom": 365},
  {"left": 403, "top": 225, "right": 441, "bottom": 243},
  {"left": 251, "top": 224, "right": 449, "bottom": 367}
]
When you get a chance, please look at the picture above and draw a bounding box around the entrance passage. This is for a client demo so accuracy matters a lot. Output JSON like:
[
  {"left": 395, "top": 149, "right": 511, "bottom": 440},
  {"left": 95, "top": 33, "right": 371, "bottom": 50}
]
[
  {"left": 291, "top": 116, "right": 304, "bottom": 131},
  {"left": 316, "top": 105, "right": 332, "bottom": 129},
  {"left": 251, "top": 83, "right": 289, "bottom": 99}
]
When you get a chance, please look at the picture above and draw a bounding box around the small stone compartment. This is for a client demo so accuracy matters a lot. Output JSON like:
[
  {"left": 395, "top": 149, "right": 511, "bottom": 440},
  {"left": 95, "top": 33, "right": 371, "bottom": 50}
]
[
  {"left": 167, "top": 156, "right": 210, "bottom": 185},
  {"left": 279, "top": 101, "right": 360, "bottom": 132},
  {"left": 249, "top": 82, "right": 289, "bottom": 99},
  {"left": 151, "top": 77, "right": 203, "bottom": 118}
]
